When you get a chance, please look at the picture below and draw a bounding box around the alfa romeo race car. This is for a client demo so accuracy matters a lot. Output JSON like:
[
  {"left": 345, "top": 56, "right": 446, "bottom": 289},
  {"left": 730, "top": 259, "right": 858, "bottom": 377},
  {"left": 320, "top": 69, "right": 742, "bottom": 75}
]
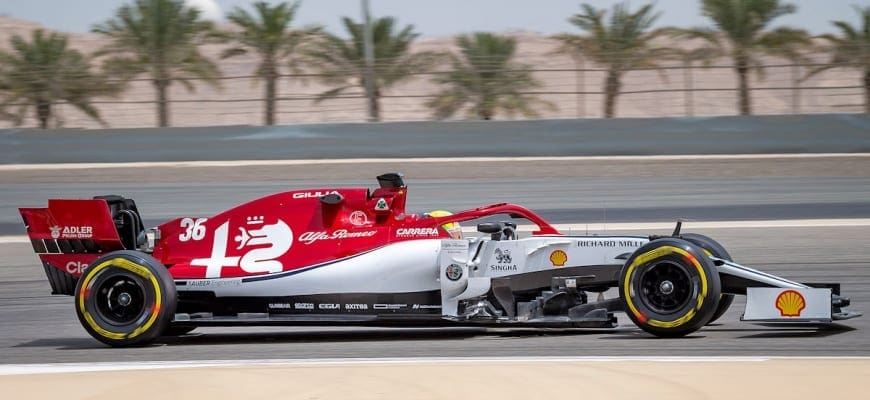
[{"left": 19, "top": 173, "right": 861, "bottom": 346}]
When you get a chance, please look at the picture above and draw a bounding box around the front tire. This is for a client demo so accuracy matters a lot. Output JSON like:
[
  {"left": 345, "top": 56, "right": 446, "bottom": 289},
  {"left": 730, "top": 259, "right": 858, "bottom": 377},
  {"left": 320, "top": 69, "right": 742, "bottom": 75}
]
[
  {"left": 681, "top": 233, "right": 734, "bottom": 324},
  {"left": 619, "top": 238, "right": 721, "bottom": 337},
  {"left": 74, "top": 250, "right": 176, "bottom": 347}
]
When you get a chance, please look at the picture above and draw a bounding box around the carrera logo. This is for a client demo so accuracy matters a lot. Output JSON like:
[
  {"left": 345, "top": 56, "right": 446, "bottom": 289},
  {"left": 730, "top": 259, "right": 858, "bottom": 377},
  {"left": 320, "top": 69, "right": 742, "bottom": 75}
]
[
  {"left": 776, "top": 290, "right": 806, "bottom": 317},
  {"left": 396, "top": 227, "right": 440, "bottom": 237},
  {"left": 292, "top": 191, "right": 339, "bottom": 199}
]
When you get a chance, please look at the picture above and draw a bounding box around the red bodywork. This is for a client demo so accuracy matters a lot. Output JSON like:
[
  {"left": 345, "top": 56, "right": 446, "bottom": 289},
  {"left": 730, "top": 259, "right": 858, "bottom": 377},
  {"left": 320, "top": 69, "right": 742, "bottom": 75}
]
[{"left": 20, "top": 185, "right": 560, "bottom": 282}]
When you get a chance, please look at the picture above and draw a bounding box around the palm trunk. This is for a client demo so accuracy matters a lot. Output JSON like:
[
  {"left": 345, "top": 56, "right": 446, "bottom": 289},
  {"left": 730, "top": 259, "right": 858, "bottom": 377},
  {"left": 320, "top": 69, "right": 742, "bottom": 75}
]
[
  {"left": 478, "top": 108, "right": 493, "bottom": 120},
  {"left": 36, "top": 100, "right": 51, "bottom": 129},
  {"left": 791, "top": 63, "right": 800, "bottom": 114},
  {"left": 373, "top": 87, "right": 381, "bottom": 122},
  {"left": 683, "top": 60, "right": 694, "bottom": 117},
  {"left": 864, "top": 68, "right": 870, "bottom": 114},
  {"left": 476, "top": 93, "right": 493, "bottom": 120},
  {"left": 262, "top": 59, "right": 278, "bottom": 126},
  {"left": 603, "top": 69, "right": 621, "bottom": 118},
  {"left": 574, "top": 56, "right": 585, "bottom": 118},
  {"left": 735, "top": 56, "right": 751, "bottom": 116},
  {"left": 264, "top": 71, "right": 277, "bottom": 126},
  {"left": 153, "top": 79, "right": 170, "bottom": 127}
]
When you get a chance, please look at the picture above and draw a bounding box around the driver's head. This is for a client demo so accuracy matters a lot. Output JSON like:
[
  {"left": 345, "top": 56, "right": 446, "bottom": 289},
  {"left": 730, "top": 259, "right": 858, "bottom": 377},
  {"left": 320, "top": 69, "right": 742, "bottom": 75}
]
[{"left": 427, "top": 210, "right": 462, "bottom": 239}]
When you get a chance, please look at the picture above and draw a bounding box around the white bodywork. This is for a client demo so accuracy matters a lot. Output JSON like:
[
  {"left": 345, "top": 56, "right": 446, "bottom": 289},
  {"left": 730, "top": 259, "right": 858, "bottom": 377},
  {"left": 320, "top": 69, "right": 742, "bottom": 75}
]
[
  {"left": 175, "top": 233, "right": 847, "bottom": 324},
  {"left": 177, "top": 235, "right": 648, "bottom": 300},
  {"left": 439, "top": 235, "right": 647, "bottom": 316}
]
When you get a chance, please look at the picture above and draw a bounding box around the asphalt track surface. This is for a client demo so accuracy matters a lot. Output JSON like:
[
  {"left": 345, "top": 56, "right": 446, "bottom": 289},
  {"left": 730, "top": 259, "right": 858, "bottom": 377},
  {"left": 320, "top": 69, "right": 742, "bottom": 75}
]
[
  {"left": 3, "top": 155, "right": 870, "bottom": 234},
  {"left": 2, "top": 114, "right": 870, "bottom": 163},
  {"left": 1, "top": 156, "right": 868, "bottom": 363}
]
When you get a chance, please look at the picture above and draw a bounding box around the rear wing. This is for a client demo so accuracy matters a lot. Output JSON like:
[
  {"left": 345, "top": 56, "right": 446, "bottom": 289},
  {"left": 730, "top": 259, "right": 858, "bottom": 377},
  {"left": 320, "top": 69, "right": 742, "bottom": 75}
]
[
  {"left": 19, "top": 198, "right": 131, "bottom": 295},
  {"left": 20, "top": 199, "right": 124, "bottom": 253}
]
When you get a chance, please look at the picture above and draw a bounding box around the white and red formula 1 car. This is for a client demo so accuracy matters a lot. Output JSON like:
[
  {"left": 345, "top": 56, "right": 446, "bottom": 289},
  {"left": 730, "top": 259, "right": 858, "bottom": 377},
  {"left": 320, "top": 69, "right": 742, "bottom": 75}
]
[{"left": 20, "top": 173, "right": 860, "bottom": 346}]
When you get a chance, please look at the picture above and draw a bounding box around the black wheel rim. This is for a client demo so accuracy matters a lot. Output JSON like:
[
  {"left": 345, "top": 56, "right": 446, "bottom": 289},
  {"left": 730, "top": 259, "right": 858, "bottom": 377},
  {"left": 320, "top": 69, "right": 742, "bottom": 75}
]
[
  {"left": 639, "top": 261, "right": 692, "bottom": 315},
  {"left": 93, "top": 272, "right": 146, "bottom": 326}
]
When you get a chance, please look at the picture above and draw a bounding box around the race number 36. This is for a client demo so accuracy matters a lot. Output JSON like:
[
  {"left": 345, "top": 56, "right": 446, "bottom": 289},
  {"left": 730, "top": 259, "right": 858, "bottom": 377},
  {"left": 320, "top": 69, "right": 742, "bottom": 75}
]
[{"left": 179, "top": 218, "right": 207, "bottom": 241}]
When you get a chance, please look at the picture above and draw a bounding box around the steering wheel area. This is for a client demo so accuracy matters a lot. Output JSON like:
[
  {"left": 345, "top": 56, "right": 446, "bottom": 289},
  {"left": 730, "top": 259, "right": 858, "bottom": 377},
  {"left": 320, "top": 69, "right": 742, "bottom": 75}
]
[{"left": 477, "top": 221, "right": 517, "bottom": 241}]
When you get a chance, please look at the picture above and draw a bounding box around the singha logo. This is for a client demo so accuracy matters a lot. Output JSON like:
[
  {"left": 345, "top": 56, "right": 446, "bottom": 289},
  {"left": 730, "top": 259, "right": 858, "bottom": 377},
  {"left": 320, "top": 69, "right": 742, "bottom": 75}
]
[{"left": 495, "top": 248, "right": 512, "bottom": 264}]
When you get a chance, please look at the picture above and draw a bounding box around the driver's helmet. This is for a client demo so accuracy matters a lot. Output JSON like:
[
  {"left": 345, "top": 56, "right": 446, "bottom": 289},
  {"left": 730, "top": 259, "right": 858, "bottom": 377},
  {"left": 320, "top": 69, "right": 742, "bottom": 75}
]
[{"left": 427, "top": 210, "right": 462, "bottom": 239}]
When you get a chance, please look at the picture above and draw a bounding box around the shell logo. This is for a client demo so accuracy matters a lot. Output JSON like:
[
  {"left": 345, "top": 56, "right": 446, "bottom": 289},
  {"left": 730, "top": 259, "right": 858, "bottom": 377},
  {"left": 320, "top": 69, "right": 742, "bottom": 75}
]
[
  {"left": 549, "top": 250, "right": 568, "bottom": 267},
  {"left": 775, "top": 290, "right": 806, "bottom": 317}
]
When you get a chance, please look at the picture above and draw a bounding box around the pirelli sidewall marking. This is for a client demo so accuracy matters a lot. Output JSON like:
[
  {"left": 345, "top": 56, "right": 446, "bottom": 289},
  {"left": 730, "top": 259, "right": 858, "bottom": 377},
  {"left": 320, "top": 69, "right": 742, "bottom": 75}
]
[
  {"left": 622, "top": 245, "right": 708, "bottom": 329},
  {"left": 78, "top": 257, "right": 162, "bottom": 341}
]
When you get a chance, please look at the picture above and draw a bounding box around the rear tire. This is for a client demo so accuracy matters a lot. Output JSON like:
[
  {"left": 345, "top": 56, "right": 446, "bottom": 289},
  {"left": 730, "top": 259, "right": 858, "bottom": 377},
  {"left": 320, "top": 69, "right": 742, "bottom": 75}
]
[
  {"left": 74, "top": 250, "right": 176, "bottom": 347},
  {"left": 619, "top": 238, "right": 721, "bottom": 337},
  {"left": 681, "top": 233, "right": 734, "bottom": 324}
]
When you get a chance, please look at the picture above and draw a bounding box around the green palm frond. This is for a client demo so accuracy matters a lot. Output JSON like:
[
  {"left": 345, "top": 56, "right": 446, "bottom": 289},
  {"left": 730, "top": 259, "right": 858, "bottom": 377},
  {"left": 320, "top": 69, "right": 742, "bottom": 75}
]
[
  {"left": 223, "top": 1, "right": 317, "bottom": 124},
  {"left": 0, "top": 29, "right": 119, "bottom": 128},
  {"left": 560, "top": 2, "right": 665, "bottom": 70},
  {"left": 93, "top": 0, "right": 223, "bottom": 87},
  {"left": 815, "top": 6, "right": 870, "bottom": 69},
  {"left": 93, "top": 0, "right": 226, "bottom": 126},
  {"left": 697, "top": 0, "right": 808, "bottom": 114},
  {"left": 303, "top": 14, "right": 434, "bottom": 120},
  {"left": 557, "top": 2, "right": 667, "bottom": 117},
  {"left": 426, "top": 32, "right": 553, "bottom": 120},
  {"left": 806, "top": 5, "right": 870, "bottom": 112},
  {"left": 224, "top": 1, "right": 316, "bottom": 69}
]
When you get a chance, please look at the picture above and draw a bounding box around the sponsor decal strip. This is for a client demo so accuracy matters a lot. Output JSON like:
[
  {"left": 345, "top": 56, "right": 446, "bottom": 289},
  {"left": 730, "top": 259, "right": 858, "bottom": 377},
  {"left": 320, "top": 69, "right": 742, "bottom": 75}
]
[
  {"left": 3, "top": 356, "right": 870, "bottom": 375},
  {"left": 4, "top": 218, "right": 870, "bottom": 244},
  {"left": 3, "top": 153, "right": 870, "bottom": 171}
]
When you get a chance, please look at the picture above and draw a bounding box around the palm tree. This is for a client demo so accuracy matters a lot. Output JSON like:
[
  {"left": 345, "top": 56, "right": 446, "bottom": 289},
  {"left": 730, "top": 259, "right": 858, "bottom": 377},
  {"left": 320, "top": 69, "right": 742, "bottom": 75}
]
[
  {"left": 427, "top": 32, "right": 552, "bottom": 120},
  {"left": 697, "top": 0, "right": 811, "bottom": 115},
  {"left": 92, "top": 0, "right": 223, "bottom": 127},
  {"left": 0, "top": 30, "right": 118, "bottom": 129},
  {"left": 223, "top": 1, "right": 318, "bottom": 125},
  {"left": 810, "top": 6, "right": 870, "bottom": 113},
  {"left": 556, "top": 2, "right": 672, "bottom": 118},
  {"left": 305, "top": 16, "right": 434, "bottom": 121}
]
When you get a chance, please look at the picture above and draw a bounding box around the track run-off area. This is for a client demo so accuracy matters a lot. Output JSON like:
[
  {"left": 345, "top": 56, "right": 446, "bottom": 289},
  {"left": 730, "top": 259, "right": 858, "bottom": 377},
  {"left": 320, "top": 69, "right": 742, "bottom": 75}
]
[{"left": 1, "top": 154, "right": 868, "bottom": 398}]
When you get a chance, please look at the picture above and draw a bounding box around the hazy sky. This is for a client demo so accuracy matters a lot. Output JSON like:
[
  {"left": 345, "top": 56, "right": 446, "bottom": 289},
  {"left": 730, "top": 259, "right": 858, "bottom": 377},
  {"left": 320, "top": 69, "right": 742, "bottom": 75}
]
[{"left": 0, "top": 0, "right": 865, "bottom": 37}]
